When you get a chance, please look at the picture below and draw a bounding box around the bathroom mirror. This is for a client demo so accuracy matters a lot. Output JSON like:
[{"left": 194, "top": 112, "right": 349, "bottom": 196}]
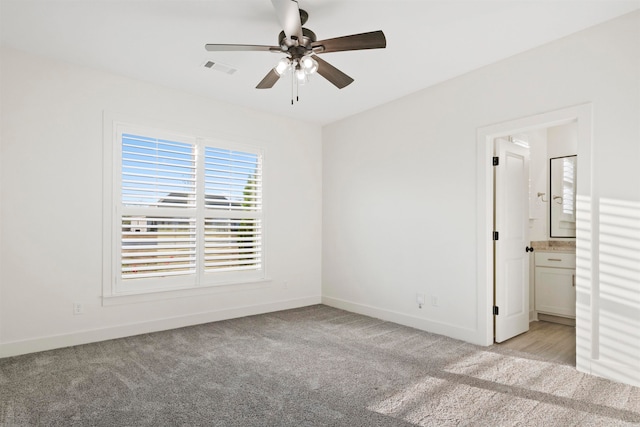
[{"left": 550, "top": 155, "right": 577, "bottom": 238}]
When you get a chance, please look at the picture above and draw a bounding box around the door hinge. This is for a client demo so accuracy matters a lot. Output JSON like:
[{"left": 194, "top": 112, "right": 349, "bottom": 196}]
[
  {"left": 493, "top": 231, "right": 499, "bottom": 241},
  {"left": 492, "top": 156, "right": 499, "bottom": 166},
  {"left": 493, "top": 306, "right": 499, "bottom": 316}
]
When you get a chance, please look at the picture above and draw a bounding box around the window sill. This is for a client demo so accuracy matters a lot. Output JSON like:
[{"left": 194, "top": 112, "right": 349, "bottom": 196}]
[{"left": 102, "top": 278, "right": 272, "bottom": 306}]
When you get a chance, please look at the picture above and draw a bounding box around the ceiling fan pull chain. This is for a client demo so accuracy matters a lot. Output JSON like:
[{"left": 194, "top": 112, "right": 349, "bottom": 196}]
[{"left": 291, "top": 67, "right": 294, "bottom": 105}]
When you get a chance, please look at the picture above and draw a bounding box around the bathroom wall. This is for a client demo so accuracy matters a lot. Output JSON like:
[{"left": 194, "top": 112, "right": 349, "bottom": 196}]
[
  {"left": 528, "top": 129, "right": 549, "bottom": 242},
  {"left": 528, "top": 121, "right": 578, "bottom": 242}
]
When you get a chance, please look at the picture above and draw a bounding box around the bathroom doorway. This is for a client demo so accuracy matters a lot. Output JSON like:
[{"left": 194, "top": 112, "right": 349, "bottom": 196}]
[
  {"left": 475, "top": 104, "right": 592, "bottom": 362},
  {"left": 494, "top": 121, "right": 578, "bottom": 344}
]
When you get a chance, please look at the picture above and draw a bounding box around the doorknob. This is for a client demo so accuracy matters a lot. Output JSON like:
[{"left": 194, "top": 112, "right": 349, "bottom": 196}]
[{"left": 526, "top": 246, "right": 534, "bottom": 253}]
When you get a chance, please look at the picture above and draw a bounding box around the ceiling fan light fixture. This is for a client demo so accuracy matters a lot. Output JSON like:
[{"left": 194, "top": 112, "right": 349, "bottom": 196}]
[
  {"left": 295, "top": 67, "right": 308, "bottom": 84},
  {"left": 300, "top": 56, "right": 318, "bottom": 75},
  {"left": 275, "top": 57, "right": 291, "bottom": 76}
]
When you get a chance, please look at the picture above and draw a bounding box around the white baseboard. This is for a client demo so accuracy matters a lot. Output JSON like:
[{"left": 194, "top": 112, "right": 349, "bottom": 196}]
[
  {"left": 0, "top": 296, "right": 321, "bottom": 358},
  {"left": 530, "top": 310, "right": 538, "bottom": 322},
  {"left": 322, "top": 296, "right": 483, "bottom": 345}
]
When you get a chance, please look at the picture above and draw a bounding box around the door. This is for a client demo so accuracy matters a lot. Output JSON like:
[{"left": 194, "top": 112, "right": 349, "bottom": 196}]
[{"left": 494, "top": 138, "right": 530, "bottom": 343}]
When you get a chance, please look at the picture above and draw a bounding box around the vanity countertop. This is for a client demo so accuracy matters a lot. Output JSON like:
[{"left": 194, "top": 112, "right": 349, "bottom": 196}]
[{"left": 531, "top": 240, "right": 576, "bottom": 254}]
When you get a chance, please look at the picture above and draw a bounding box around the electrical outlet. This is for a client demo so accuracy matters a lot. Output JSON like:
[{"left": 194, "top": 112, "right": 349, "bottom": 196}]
[
  {"left": 416, "top": 293, "right": 425, "bottom": 308},
  {"left": 431, "top": 296, "right": 439, "bottom": 307},
  {"left": 73, "top": 302, "right": 84, "bottom": 315}
]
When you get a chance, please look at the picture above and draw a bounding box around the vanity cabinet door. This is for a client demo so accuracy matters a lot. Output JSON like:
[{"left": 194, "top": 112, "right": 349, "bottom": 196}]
[{"left": 535, "top": 266, "right": 576, "bottom": 318}]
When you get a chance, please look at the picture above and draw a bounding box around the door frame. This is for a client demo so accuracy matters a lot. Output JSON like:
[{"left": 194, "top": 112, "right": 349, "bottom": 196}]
[{"left": 476, "top": 103, "right": 593, "bottom": 346}]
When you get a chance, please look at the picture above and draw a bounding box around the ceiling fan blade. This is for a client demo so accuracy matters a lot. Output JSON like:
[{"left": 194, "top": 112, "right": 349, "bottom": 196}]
[
  {"left": 256, "top": 68, "right": 281, "bottom": 89},
  {"left": 314, "top": 56, "right": 354, "bottom": 89},
  {"left": 271, "top": 0, "right": 303, "bottom": 42},
  {"left": 205, "top": 44, "right": 280, "bottom": 52},
  {"left": 311, "top": 30, "right": 386, "bottom": 54}
]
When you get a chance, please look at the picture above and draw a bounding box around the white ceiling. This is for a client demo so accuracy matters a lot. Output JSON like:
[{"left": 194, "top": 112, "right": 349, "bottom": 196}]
[{"left": 1, "top": 0, "right": 638, "bottom": 125}]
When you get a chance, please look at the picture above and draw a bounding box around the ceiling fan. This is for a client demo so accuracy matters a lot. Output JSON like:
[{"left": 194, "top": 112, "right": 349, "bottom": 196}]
[{"left": 205, "top": 0, "right": 386, "bottom": 95}]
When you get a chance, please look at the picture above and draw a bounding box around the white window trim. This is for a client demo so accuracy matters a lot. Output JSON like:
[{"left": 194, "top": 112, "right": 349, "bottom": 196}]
[{"left": 102, "top": 112, "right": 268, "bottom": 304}]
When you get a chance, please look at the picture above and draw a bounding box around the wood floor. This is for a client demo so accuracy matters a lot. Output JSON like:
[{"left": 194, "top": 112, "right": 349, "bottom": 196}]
[{"left": 496, "top": 320, "right": 576, "bottom": 366}]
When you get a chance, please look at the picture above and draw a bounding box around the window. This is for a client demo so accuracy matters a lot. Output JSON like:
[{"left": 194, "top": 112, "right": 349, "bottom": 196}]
[
  {"left": 561, "top": 157, "right": 576, "bottom": 218},
  {"left": 109, "top": 123, "right": 263, "bottom": 296}
]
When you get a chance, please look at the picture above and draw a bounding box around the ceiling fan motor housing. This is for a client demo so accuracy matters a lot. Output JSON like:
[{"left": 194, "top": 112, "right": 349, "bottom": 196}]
[{"left": 279, "top": 27, "right": 317, "bottom": 54}]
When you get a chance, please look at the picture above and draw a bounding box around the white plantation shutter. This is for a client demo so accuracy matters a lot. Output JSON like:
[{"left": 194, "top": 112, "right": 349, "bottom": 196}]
[
  {"left": 562, "top": 157, "right": 576, "bottom": 217},
  {"left": 114, "top": 124, "right": 264, "bottom": 293},
  {"left": 204, "top": 147, "right": 262, "bottom": 210},
  {"left": 121, "top": 134, "right": 196, "bottom": 208},
  {"left": 121, "top": 216, "right": 197, "bottom": 279},
  {"left": 204, "top": 147, "right": 263, "bottom": 273},
  {"left": 204, "top": 218, "right": 262, "bottom": 272}
]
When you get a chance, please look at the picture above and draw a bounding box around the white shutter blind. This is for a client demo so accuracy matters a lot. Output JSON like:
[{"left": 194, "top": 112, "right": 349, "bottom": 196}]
[
  {"left": 204, "top": 218, "right": 262, "bottom": 272},
  {"left": 122, "top": 134, "right": 196, "bottom": 208},
  {"left": 204, "top": 147, "right": 262, "bottom": 273},
  {"left": 204, "top": 147, "right": 262, "bottom": 211},
  {"left": 121, "top": 216, "right": 197, "bottom": 279},
  {"left": 120, "top": 132, "right": 197, "bottom": 281},
  {"left": 562, "top": 157, "right": 576, "bottom": 217}
]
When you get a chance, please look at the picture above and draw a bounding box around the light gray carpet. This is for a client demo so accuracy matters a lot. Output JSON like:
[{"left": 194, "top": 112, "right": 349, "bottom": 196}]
[{"left": 1, "top": 304, "right": 639, "bottom": 426}]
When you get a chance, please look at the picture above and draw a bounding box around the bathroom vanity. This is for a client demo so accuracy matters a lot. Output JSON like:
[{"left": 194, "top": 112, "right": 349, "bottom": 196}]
[{"left": 534, "top": 250, "right": 576, "bottom": 319}]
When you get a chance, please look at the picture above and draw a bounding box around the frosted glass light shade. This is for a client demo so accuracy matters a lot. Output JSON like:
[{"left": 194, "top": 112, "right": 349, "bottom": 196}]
[
  {"left": 275, "top": 58, "right": 291, "bottom": 76},
  {"left": 300, "top": 56, "right": 318, "bottom": 75},
  {"left": 295, "top": 67, "right": 308, "bottom": 84}
]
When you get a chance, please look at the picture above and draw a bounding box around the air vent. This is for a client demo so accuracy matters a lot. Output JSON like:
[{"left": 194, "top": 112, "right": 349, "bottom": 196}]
[{"left": 202, "top": 60, "right": 237, "bottom": 75}]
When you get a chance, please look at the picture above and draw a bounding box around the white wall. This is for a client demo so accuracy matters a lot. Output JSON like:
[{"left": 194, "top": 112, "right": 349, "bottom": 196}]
[
  {"left": 547, "top": 122, "right": 579, "bottom": 240},
  {"left": 322, "top": 11, "right": 640, "bottom": 386},
  {"left": 527, "top": 128, "right": 549, "bottom": 241},
  {"left": 528, "top": 121, "right": 578, "bottom": 242},
  {"left": 548, "top": 121, "right": 578, "bottom": 159},
  {"left": 0, "top": 47, "right": 323, "bottom": 356}
]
